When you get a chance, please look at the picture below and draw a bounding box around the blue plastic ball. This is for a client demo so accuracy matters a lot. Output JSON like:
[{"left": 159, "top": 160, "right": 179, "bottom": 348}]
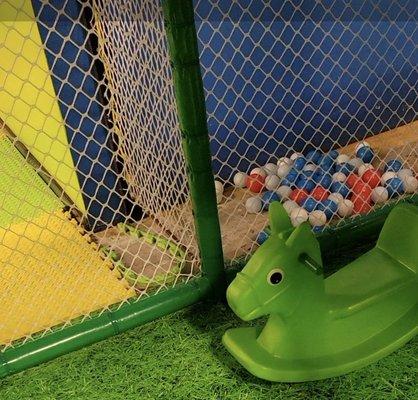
[
  {"left": 306, "top": 150, "right": 322, "bottom": 164},
  {"left": 356, "top": 146, "right": 374, "bottom": 163},
  {"left": 280, "top": 178, "right": 295, "bottom": 188},
  {"left": 385, "top": 159, "right": 403, "bottom": 172},
  {"left": 318, "top": 199, "right": 338, "bottom": 219},
  {"left": 334, "top": 162, "right": 354, "bottom": 176},
  {"left": 302, "top": 170, "right": 314, "bottom": 178},
  {"left": 319, "top": 154, "right": 334, "bottom": 169},
  {"left": 313, "top": 226, "right": 325, "bottom": 234},
  {"left": 293, "top": 156, "right": 307, "bottom": 171},
  {"left": 330, "top": 182, "right": 350, "bottom": 198},
  {"left": 296, "top": 177, "right": 316, "bottom": 193},
  {"left": 256, "top": 230, "right": 270, "bottom": 245},
  {"left": 317, "top": 173, "right": 333, "bottom": 189},
  {"left": 386, "top": 177, "right": 404, "bottom": 198},
  {"left": 302, "top": 197, "right": 319, "bottom": 212},
  {"left": 261, "top": 191, "right": 280, "bottom": 210},
  {"left": 328, "top": 150, "right": 339, "bottom": 159}
]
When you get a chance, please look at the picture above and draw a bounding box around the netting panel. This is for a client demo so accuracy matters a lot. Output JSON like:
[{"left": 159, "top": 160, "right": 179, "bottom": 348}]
[
  {"left": 0, "top": 0, "right": 200, "bottom": 350},
  {"left": 194, "top": 0, "right": 418, "bottom": 261}
]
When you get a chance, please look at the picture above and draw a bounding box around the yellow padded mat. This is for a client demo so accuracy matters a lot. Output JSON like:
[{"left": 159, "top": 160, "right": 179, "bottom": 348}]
[{"left": 0, "top": 209, "right": 134, "bottom": 346}]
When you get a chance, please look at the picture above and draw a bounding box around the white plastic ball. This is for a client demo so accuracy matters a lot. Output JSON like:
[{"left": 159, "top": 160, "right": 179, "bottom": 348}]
[
  {"left": 309, "top": 210, "right": 327, "bottom": 227},
  {"left": 371, "top": 186, "right": 389, "bottom": 204},
  {"left": 328, "top": 193, "right": 344, "bottom": 204},
  {"left": 348, "top": 157, "right": 364, "bottom": 172},
  {"left": 276, "top": 185, "right": 292, "bottom": 200},
  {"left": 233, "top": 172, "right": 248, "bottom": 188},
  {"left": 283, "top": 200, "right": 299, "bottom": 214},
  {"left": 303, "top": 163, "right": 316, "bottom": 173},
  {"left": 358, "top": 163, "right": 373, "bottom": 177},
  {"left": 355, "top": 141, "right": 370, "bottom": 152},
  {"left": 290, "top": 207, "right": 309, "bottom": 226},
  {"left": 277, "top": 163, "right": 291, "bottom": 178},
  {"left": 397, "top": 169, "right": 413, "bottom": 181},
  {"left": 214, "top": 180, "right": 224, "bottom": 194},
  {"left": 265, "top": 175, "right": 281, "bottom": 191},
  {"left": 245, "top": 197, "right": 262, "bottom": 214},
  {"left": 277, "top": 157, "right": 292, "bottom": 167},
  {"left": 290, "top": 152, "right": 303, "bottom": 162},
  {"left": 263, "top": 163, "right": 277, "bottom": 175},
  {"left": 338, "top": 199, "right": 354, "bottom": 217},
  {"left": 336, "top": 154, "right": 350, "bottom": 165},
  {"left": 403, "top": 176, "right": 418, "bottom": 193},
  {"left": 381, "top": 171, "right": 397, "bottom": 184},
  {"left": 332, "top": 172, "right": 347, "bottom": 183},
  {"left": 216, "top": 191, "right": 223, "bottom": 204},
  {"left": 250, "top": 167, "right": 267, "bottom": 178}
]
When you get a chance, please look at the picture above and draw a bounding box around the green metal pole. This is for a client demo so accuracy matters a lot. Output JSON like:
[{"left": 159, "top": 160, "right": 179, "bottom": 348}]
[{"left": 162, "top": 0, "right": 225, "bottom": 296}]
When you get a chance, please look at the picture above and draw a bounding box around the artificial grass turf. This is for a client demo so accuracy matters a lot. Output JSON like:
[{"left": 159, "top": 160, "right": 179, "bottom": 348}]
[{"left": 0, "top": 301, "right": 416, "bottom": 400}]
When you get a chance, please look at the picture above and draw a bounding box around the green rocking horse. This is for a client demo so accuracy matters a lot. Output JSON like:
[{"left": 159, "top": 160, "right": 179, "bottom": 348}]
[{"left": 223, "top": 202, "right": 418, "bottom": 382}]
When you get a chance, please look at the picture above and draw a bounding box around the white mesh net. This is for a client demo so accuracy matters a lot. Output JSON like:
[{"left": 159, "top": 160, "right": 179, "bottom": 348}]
[
  {"left": 0, "top": 0, "right": 199, "bottom": 350},
  {"left": 194, "top": 0, "right": 418, "bottom": 262}
]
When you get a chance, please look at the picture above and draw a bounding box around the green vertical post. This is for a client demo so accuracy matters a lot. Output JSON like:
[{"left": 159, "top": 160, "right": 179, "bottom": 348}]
[{"left": 162, "top": 0, "right": 225, "bottom": 296}]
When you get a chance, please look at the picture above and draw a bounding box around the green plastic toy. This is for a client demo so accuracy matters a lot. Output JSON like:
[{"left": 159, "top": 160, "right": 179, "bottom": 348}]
[{"left": 223, "top": 202, "right": 418, "bottom": 382}]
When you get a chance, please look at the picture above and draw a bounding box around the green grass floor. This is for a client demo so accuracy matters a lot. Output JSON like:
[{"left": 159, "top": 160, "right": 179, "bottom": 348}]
[{"left": 0, "top": 301, "right": 416, "bottom": 400}]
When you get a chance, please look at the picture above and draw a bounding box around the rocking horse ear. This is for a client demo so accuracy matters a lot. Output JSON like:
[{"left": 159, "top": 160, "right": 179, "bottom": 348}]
[
  {"left": 269, "top": 201, "right": 293, "bottom": 236},
  {"left": 285, "top": 223, "right": 323, "bottom": 274}
]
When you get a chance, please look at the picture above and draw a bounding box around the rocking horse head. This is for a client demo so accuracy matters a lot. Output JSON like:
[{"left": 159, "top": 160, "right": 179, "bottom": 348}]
[{"left": 227, "top": 202, "right": 324, "bottom": 321}]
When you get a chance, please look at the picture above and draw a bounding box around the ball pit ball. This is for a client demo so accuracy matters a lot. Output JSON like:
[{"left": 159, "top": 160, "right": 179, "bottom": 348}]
[
  {"left": 335, "top": 162, "right": 354, "bottom": 176},
  {"left": 386, "top": 177, "right": 404, "bottom": 198},
  {"left": 346, "top": 173, "right": 360, "bottom": 188},
  {"left": 385, "top": 159, "right": 403, "bottom": 173},
  {"left": 250, "top": 167, "right": 267, "bottom": 178},
  {"left": 332, "top": 172, "right": 346, "bottom": 182},
  {"left": 302, "top": 197, "right": 319, "bottom": 213},
  {"left": 355, "top": 141, "right": 371, "bottom": 152},
  {"left": 309, "top": 210, "right": 327, "bottom": 227},
  {"left": 216, "top": 191, "right": 223, "bottom": 204},
  {"left": 290, "top": 152, "right": 303, "bottom": 162},
  {"left": 261, "top": 191, "right": 280, "bottom": 210},
  {"left": 319, "top": 155, "right": 334, "bottom": 169},
  {"left": 311, "top": 186, "right": 329, "bottom": 201},
  {"left": 276, "top": 185, "right": 292, "bottom": 199},
  {"left": 328, "top": 150, "right": 339, "bottom": 159},
  {"left": 214, "top": 180, "right": 224, "bottom": 195},
  {"left": 277, "top": 157, "right": 292, "bottom": 167},
  {"left": 397, "top": 169, "right": 413, "bottom": 181},
  {"left": 233, "top": 172, "right": 248, "bottom": 188},
  {"left": 263, "top": 163, "right": 278, "bottom": 175},
  {"left": 277, "top": 163, "right": 292, "bottom": 178},
  {"left": 381, "top": 171, "right": 397, "bottom": 184},
  {"left": 293, "top": 156, "right": 307, "bottom": 171},
  {"left": 306, "top": 150, "right": 322, "bottom": 164},
  {"left": 356, "top": 146, "right": 375, "bottom": 163},
  {"left": 336, "top": 154, "right": 350, "bottom": 165},
  {"left": 317, "top": 173, "right": 332, "bottom": 189},
  {"left": 352, "top": 180, "right": 372, "bottom": 200},
  {"left": 330, "top": 182, "right": 350, "bottom": 198},
  {"left": 290, "top": 207, "right": 309, "bottom": 226},
  {"left": 403, "top": 176, "right": 418, "bottom": 193},
  {"left": 245, "top": 196, "right": 262, "bottom": 214},
  {"left": 348, "top": 157, "right": 364, "bottom": 172},
  {"left": 265, "top": 174, "right": 281, "bottom": 191},
  {"left": 246, "top": 173, "right": 265, "bottom": 193},
  {"left": 328, "top": 192, "right": 344, "bottom": 204},
  {"left": 303, "top": 163, "right": 316, "bottom": 173},
  {"left": 352, "top": 195, "right": 372, "bottom": 214},
  {"left": 296, "top": 177, "right": 315, "bottom": 193},
  {"left": 284, "top": 169, "right": 299, "bottom": 184},
  {"left": 290, "top": 188, "right": 309, "bottom": 205},
  {"left": 358, "top": 163, "right": 373, "bottom": 177},
  {"left": 283, "top": 200, "right": 299, "bottom": 214},
  {"left": 313, "top": 226, "right": 325, "bottom": 234},
  {"left": 256, "top": 230, "right": 270, "bottom": 245},
  {"left": 318, "top": 199, "right": 338, "bottom": 219},
  {"left": 361, "top": 169, "right": 382, "bottom": 188},
  {"left": 338, "top": 199, "right": 354, "bottom": 217},
  {"left": 371, "top": 186, "right": 389, "bottom": 204}
]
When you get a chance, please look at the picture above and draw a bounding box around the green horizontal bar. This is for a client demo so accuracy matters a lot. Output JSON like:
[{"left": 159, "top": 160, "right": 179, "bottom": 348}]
[{"left": 0, "top": 277, "right": 211, "bottom": 378}]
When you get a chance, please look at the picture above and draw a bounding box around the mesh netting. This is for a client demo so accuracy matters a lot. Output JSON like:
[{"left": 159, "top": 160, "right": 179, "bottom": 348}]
[
  {"left": 194, "top": 0, "right": 418, "bottom": 262},
  {"left": 0, "top": 0, "right": 199, "bottom": 350}
]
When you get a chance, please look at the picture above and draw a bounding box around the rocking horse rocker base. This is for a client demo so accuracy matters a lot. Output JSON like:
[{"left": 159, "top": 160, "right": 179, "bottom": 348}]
[{"left": 223, "top": 203, "right": 418, "bottom": 382}]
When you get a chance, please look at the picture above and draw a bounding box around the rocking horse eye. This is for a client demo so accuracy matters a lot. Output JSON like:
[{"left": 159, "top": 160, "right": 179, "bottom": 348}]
[{"left": 268, "top": 269, "right": 284, "bottom": 285}]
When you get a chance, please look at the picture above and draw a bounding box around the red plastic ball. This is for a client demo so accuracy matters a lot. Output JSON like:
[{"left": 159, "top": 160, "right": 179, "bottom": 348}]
[
  {"left": 290, "top": 188, "right": 309, "bottom": 205},
  {"left": 246, "top": 173, "right": 265, "bottom": 193},
  {"left": 311, "top": 186, "right": 329, "bottom": 202},
  {"left": 352, "top": 180, "right": 372, "bottom": 200},
  {"left": 361, "top": 169, "right": 382, "bottom": 189},
  {"left": 346, "top": 173, "right": 360, "bottom": 188},
  {"left": 352, "top": 195, "right": 372, "bottom": 214}
]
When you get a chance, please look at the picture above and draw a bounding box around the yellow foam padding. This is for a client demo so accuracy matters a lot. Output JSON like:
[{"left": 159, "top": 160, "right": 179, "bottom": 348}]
[
  {"left": 0, "top": 209, "right": 134, "bottom": 346},
  {"left": 0, "top": 0, "right": 86, "bottom": 212}
]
